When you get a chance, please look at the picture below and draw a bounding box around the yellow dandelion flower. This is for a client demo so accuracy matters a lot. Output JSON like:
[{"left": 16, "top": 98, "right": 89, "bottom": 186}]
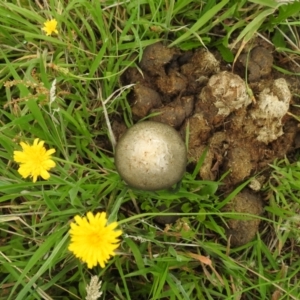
[
  {"left": 13, "top": 138, "right": 56, "bottom": 183},
  {"left": 42, "top": 19, "right": 58, "bottom": 36},
  {"left": 68, "top": 212, "right": 122, "bottom": 269}
]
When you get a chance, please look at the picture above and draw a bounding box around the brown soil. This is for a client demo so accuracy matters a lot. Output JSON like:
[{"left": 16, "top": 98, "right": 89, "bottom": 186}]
[{"left": 119, "top": 40, "right": 300, "bottom": 245}]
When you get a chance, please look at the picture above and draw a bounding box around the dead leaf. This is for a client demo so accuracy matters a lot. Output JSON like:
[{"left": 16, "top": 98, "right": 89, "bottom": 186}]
[
  {"left": 185, "top": 252, "right": 224, "bottom": 286},
  {"left": 271, "top": 290, "right": 281, "bottom": 300},
  {"left": 187, "top": 252, "right": 212, "bottom": 265}
]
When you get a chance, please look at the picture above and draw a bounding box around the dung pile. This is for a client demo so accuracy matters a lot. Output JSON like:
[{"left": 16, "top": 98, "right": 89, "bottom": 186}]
[
  {"left": 120, "top": 42, "right": 298, "bottom": 245},
  {"left": 122, "top": 42, "right": 296, "bottom": 186}
]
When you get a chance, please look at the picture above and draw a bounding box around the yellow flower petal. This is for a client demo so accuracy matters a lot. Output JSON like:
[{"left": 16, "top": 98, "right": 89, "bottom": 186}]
[
  {"left": 13, "top": 138, "right": 56, "bottom": 182},
  {"left": 40, "top": 169, "right": 50, "bottom": 180},
  {"left": 46, "top": 148, "right": 56, "bottom": 156},
  {"left": 13, "top": 151, "right": 27, "bottom": 163},
  {"left": 68, "top": 212, "right": 122, "bottom": 269}
]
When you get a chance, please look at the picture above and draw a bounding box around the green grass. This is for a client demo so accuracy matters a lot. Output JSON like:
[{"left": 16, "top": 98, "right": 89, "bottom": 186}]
[{"left": 1, "top": 0, "right": 300, "bottom": 299}]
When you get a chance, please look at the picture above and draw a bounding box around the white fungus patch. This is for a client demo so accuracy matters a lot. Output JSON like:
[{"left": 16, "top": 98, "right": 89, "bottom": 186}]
[
  {"left": 250, "top": 78, "right": 291, "bottom": 144},
  {"left": 203, "top": 71, "right": 252, "bottom": 117}
]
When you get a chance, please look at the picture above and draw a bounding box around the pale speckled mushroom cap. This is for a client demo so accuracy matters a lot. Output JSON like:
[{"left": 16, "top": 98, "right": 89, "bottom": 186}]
[{"left": 115, "top": 121, "right": 187, "bottom": 191}]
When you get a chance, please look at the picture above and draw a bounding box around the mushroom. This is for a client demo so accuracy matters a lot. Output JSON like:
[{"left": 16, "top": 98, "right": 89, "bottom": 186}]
[{"left": 114, "top": 121, "right": 187, "bottom": 191}]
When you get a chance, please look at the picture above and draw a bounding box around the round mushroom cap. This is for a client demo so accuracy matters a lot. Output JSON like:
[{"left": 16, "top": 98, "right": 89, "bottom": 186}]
[{"left": 115, "top": 121, "right": 187, "bottom": 191}]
